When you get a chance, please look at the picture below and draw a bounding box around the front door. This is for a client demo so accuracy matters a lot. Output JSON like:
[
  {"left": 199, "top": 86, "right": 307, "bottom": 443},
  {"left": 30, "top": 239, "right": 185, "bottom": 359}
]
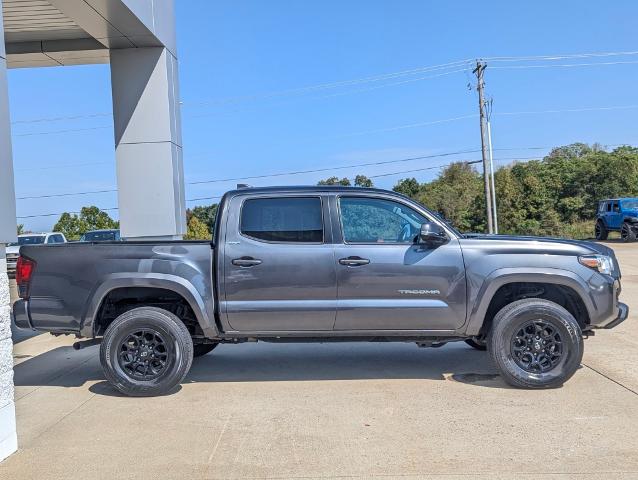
[
  {"left": 333, "top": 195, "right": 466, "bottom": 331},
  {"left": 222, "top": 194, "right": 337, "bottom": 332}
]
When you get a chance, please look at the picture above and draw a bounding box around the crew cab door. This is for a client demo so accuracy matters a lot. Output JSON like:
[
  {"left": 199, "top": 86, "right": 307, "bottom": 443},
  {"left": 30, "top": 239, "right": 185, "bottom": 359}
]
[
  {"left": 221, "top": 194, "right": 337, "bottom": 331},
  {"left": 332, "top": 195, "right": 466, "bottom": 331}
]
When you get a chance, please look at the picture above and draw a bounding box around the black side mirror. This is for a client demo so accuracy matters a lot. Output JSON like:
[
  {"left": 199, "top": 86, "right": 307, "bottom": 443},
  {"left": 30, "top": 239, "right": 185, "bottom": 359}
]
[{"left": 419, "top": 222, "right": 448, "bottom": 246}]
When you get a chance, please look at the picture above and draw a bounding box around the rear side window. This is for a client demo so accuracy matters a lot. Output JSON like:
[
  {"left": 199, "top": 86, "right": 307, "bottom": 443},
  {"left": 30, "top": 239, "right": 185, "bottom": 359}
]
[{"left": 240, "top": 197, "right": 323, "bottom": 243}]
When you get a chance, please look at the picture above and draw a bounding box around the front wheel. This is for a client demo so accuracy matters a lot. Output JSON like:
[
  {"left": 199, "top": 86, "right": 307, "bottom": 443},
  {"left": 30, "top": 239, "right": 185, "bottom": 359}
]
[
  {"left": 621, "top": 222, "right": 637, "bottom": 242},
  {"left": 100, "top": 307, "right": 194, "bottom": 397},
  {"left": 488, "top": 299, "right": 583, "bottom": 389}
]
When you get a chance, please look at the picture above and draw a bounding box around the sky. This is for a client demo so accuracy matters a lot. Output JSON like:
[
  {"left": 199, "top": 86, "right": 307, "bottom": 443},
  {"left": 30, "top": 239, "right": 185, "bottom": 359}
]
[{"left": 7, "top": 0, "right": 638, "bottom": 232}]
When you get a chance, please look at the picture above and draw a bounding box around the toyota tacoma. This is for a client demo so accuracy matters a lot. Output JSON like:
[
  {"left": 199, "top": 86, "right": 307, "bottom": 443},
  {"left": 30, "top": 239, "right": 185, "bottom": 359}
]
[{"left": 12, "top": 186, "right": 628, "bottom": 396}]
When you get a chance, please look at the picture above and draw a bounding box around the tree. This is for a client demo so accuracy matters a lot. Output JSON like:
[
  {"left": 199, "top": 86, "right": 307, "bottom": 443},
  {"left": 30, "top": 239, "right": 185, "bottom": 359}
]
[
  {"left": 317, "top": 176, "right": 351, "bottom": 186},
  {"left": 184, "top": 216, "right": 210, "bottom": 240},
  {"left": 16, "top": 224, "right": 24, "bottom": 235},
  {"left": 354, "top": 175, "right": 373, "bottom": 187},
  {"left": 393, "top": 178, "right": 420, "bottom": 199},
  {"left": 189, "top": 204, "right": 218, "bottom": 235},
  {"left": 418, "top": 162, "right": 485, "bottom": 232},
  {"left": 53, "top": 206, "right": 119, "bottom": 240}
]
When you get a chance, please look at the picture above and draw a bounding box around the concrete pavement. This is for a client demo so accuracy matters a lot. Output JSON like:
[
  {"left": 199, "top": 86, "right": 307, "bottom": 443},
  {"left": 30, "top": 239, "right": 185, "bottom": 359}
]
[{"left": 1, "top": 241, "right": 638, "bottom": 479}]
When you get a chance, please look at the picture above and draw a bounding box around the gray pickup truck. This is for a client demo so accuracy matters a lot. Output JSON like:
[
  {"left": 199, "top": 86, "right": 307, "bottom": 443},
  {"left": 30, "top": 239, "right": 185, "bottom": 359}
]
[{"left": 13, "top": 186, "right": 628, "bottom": 396}]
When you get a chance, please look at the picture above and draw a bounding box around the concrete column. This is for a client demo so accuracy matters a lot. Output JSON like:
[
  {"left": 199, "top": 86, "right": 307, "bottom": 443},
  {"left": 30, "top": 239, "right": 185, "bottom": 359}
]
[
  {"left": 110, "top": 46, "right": 186, "bottom": 240},
  {"left": 0, "top": 5, "right": 19, "bottom": 462}
]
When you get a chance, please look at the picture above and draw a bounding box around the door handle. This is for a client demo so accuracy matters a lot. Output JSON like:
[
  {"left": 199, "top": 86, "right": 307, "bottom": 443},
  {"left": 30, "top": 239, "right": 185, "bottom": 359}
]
[
  {"left": 232, "top": 256, "right": 263, "bottom": 267},
  {"left": 339, "top": 256, "right": 370, "bottom": 266}
]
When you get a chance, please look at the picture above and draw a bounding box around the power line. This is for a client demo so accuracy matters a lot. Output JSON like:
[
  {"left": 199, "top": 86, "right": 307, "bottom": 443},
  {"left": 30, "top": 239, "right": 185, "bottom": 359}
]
[
  {"left": 484, "top": 50, "right": 638, "bottom": 63},
  {"left": 11, "top": 112, "right": 111, "bottom": 125},
  {"left": 15, "top": 149, "right": 481, "bottom": 200},
  {"left": 182, "top": 59, "right": 473, "bottom": 108},
  {"left": 15, "top": 142, "right": 638, "bottom": 200},
  {"left": 337, "top": 114, "right": 478, "bottom": 138},
  {"left": 496, "top": 105, "right": 638, "bottom": 116},
  {"left": 16, "top": 207, "right": 119, "bottom": 219},
  {"left": 13, "top": 125, "right": 112, "bottom": 137},
  {"left": 187, "top": 149, "right": 482, "bottom": 186},
  {"left": 16, "top": 189, "right": 117, "bottom": 200},
  {"left": 490, "top": 60, "right": 638, "bottom": 70},
  {"left": 368, "top": 160, "right": 482, "bottom": 179},
  {"left": 11, "top": 49, "right": 638, "bottom": 127}
]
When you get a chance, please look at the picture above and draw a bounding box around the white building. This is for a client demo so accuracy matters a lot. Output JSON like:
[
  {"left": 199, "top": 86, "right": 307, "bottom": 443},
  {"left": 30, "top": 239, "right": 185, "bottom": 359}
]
[{"left": 0, "top": 0, "right": 186, "bottom": 461}]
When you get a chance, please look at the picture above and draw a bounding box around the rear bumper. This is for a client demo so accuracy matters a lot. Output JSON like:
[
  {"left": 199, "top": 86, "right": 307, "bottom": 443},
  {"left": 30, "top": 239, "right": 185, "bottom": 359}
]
[
  {"left": 11, "top": 299, "right": 32, "bottom": 330},
  {"left": 601, "top": 302, "right": 628, "bottom": 330}
]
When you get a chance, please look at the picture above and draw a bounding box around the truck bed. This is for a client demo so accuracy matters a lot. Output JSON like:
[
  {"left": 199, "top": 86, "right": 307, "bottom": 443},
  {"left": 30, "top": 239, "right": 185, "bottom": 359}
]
[{"left": 15, "top": 241, "right": 215, "bottom": 336}]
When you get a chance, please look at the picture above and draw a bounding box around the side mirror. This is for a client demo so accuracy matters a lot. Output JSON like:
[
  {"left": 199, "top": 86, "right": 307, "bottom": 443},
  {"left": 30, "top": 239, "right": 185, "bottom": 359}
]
[{"left": 419, "top": 222, "right": 448, "bottom": 246}]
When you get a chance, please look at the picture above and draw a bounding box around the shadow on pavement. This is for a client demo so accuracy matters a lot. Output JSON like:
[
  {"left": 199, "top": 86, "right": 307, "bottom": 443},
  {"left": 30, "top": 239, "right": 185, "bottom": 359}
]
[{"left": 14, "top": 342, "right": 513, "bottom": 396}]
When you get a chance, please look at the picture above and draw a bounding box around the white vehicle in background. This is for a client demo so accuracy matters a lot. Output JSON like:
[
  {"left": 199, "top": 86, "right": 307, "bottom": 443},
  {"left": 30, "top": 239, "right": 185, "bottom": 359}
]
[{"left": 6, "top": 233, "right": 67, "bottom": 277}]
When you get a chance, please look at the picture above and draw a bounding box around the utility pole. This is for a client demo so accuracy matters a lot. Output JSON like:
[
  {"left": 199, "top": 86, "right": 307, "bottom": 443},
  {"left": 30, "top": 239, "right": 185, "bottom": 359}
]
[
  {"left": 473, "top": 60, "right": 494, "bottom": 234},
  {"left": 487, "top": 119, "right": 498, "bottom": 233}
]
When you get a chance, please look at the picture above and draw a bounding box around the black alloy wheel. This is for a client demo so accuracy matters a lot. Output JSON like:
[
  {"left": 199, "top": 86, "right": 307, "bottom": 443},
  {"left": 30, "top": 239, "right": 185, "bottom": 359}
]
[
  {"left": 510, "top": 320, "right": 563, "bottom": 373},
  {"left": 117, "top": 329, "right": 170, "bottom": 380}
]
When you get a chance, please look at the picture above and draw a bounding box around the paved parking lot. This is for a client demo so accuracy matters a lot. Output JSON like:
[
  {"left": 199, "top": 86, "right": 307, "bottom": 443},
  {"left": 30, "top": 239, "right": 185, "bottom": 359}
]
[{"left": 2, "top": 241, "right": 638, "bottom": 479}]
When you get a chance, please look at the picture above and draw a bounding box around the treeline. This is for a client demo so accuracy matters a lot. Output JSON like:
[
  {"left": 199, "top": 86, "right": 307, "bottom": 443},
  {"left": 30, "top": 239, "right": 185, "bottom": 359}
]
[
  {"left": 393, "top": 143, "right": 638, "bottom": 238},
  {"left": 49, "top": 143, "right": 638, "bottom": 241}
]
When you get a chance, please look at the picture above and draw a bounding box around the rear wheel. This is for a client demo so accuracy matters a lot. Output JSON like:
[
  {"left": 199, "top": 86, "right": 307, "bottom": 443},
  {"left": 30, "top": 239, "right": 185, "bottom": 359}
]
[
  {"left": 100, "top": 307, "right": 194, "bottom": 397},
  {"left": 595, "top": 220, "right": 608, "bottom": 240},
  {"left": 621, "top": 222, "right": 636, "bottom": 242},
  {"left": 488, "top": 298, "right": 583, "bottom": 389}
]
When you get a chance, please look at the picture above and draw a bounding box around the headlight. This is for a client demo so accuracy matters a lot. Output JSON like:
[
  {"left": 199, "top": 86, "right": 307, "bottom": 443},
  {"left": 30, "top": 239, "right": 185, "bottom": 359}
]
[{"left": 579, "top": 255, "right": 614, "bottom": 275}]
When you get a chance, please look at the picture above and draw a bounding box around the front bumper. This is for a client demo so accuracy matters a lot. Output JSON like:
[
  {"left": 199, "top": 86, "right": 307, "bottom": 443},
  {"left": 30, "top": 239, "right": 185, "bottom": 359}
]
[{"left": 602, "top": 302, "right": 628, "bottom": 330}]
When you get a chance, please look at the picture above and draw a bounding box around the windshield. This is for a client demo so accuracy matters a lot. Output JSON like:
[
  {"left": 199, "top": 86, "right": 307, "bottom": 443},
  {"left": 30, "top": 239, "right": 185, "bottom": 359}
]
[
  {"left": 8, "top": 235, "right": 46, "bottom": 246},
  {"left": 81, "top": 231, "right": 119, "bottom": 242},
  {"left": 621, "top": 200, "right": 638, "bottom": 210}
]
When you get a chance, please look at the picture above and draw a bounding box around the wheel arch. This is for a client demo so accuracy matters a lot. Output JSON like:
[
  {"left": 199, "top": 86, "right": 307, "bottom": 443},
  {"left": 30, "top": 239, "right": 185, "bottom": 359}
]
[
  {"left": 80, "top": 274, "right": 218, "bottom": 338},
  {"left": 465, "top": 269, "right": 594, "bottom": 336}
]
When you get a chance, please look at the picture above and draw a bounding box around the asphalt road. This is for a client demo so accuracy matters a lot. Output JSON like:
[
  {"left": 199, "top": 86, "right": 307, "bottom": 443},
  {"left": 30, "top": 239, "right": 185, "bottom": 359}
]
[{"left": 3, "top": 241, "right": 638, "bottom": 479}]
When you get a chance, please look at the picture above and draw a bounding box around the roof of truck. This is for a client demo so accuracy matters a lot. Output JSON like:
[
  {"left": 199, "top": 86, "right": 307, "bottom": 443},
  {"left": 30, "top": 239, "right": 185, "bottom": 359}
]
[{"left": 225, "top": 185, "right": 399, "bottom": 196}]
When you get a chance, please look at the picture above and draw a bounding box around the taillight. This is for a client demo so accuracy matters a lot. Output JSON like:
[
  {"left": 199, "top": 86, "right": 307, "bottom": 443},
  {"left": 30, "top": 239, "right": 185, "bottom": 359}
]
[{"left": 16, "top": 256, "right": 36, "bottom": 299}]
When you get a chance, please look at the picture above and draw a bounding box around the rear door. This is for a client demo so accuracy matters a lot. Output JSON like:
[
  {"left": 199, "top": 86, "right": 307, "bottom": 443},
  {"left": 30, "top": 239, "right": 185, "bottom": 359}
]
[
  {"left": 332, "top": 195, "right": 467, "bottom": 331},
  {"left": 221, "top": 194, "right": 337, "bottom": 331}
]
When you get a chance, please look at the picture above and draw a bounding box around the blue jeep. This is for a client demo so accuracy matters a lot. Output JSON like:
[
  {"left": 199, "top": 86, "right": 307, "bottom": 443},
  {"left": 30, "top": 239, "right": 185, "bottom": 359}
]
[{"left": 595, "top": 198, "right": 638, "bottom": 242}]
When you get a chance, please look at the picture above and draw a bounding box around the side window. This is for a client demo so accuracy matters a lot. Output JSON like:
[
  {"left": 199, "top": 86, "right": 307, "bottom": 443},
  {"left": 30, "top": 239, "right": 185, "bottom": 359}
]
[
  {"left": 607, "top": 202, "right": 612, "bottom": 212},
  {"left": 240, "top": 197, "right": 323, "bottom": 243},
  {"left": 47, "top": 236, "right": 55, "bottom": 244},
  {"left": 339, "top": 197, "right": 427, "bottom": 244},
  {"left": 613, "top": 201, "right": 621, "bottom": 213}
]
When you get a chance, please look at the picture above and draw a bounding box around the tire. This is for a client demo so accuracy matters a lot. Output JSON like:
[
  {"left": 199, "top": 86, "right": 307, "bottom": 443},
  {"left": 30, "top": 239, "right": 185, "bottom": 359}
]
[
  {"left": 621, "top": 222, "right": 636, "bottom": 242},
  {"left": 488, "top": 298, "right": 583, "bottom": 389},
  {"left": 595, "top": 220, "right": 608, "bottom": 241},
  {"left": 193, "top": 343, "right": 218, "bottom": 357},
  {"left": 100, "top": 307, "right": 194, "bottom": 397},
  {"left": 464, "top": 338, "right": 487, "bottom": 351}
]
